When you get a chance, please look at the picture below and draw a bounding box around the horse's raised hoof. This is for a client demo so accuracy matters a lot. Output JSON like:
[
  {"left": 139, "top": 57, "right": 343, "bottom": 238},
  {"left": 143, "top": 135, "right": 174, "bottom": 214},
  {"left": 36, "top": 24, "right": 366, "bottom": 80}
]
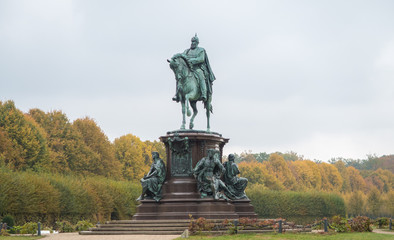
[
  {"left": 187, "top": 109, "right": 191, "bottom": 117},
  {"left": 189, "top": 123, "right": 194, "bottom": 129}
]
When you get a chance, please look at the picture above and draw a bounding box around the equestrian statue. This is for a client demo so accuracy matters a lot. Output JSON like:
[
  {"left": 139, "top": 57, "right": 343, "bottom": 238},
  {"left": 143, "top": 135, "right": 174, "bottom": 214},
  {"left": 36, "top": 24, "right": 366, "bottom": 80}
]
[{"left": 167, "top": 34, "right": 215, "bottom": 132}]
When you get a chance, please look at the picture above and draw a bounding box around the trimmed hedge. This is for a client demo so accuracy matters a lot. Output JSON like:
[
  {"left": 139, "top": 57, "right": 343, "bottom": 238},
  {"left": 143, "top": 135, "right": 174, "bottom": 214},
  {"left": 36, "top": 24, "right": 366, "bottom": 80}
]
[
  {"left": 0, "top": 167, "right": 140, "bottom": 225},
  {"left": 247, "top": 186, "right": 346, "bottom": 224}
]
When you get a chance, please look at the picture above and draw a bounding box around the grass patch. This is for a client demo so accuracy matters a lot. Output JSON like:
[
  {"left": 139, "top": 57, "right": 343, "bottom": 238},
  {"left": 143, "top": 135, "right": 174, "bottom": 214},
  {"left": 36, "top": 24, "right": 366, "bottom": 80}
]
[
  {"left": 175, "top": 232, "right": 394, "bottom": 240},
  {"left": 0, "top": 237, "right": 44, "bottom": 240}
]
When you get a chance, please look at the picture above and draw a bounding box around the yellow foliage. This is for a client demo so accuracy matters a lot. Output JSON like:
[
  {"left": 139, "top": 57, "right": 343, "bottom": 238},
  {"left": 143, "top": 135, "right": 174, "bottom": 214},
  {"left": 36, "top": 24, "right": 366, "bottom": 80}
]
[
  {"left": 238, "top": 161, "right": 284, "bottom": 190},
  {"left": 0, "top": 101, "right": 49, "bottom": 171},
  {"left": 265, "top": 153, "right": 297, "bottom": 190},
  {"left": 290, "top": 160, "right": 322, "bottom": 190},
  {"left": 347, "top": 166, "right": 366, "bottom": 192},
  {"left": 73, "top": 117, "right": 122, "bottom": 178},
  {"left": 317, "top": 162, "right": 343, "bottom": 192},
  {"left": 114, "top": 134, "right": 150, "bottom": 181}
]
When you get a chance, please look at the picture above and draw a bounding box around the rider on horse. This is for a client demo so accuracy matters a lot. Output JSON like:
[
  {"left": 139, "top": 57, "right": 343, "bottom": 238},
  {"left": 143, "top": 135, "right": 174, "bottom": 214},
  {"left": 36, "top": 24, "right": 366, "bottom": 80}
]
[{"left": 172, "top": 34, "right": 216, "bottom": 103}]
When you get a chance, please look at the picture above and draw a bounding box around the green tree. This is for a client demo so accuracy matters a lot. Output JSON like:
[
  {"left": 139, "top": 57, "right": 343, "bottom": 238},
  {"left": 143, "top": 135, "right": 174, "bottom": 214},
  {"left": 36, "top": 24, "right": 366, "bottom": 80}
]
[
  {"left": 367, "top": 186, "right": 381, "bottom": 216},
  {"left": 347, "top": 190, "right": 365, "bottom": 217}
]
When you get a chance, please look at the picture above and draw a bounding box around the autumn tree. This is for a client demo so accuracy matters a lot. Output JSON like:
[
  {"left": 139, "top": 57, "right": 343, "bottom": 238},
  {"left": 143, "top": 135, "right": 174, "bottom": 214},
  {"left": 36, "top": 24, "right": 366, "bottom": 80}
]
[
  {"left": 290, "top": 160, "right": 322, "bottom": 190},
  {"left": 29, "top": 109, "right": 71, "bottom": 172},
  {"left": 347, "top": 166, "right": 366, "bottom": 192},
  {"left": 346, "top": 190, "right": 365, "bottom": 217},
  {"left": 29, "top": 109, "right": 110, "bottom": 175},
  {"left": 73, "top": 117, "right": 121, "bottom": 178},
  {"left": 364, "top": 168, "right": 393, "bottom": 193},
  {"left": 280, "top": 151, "right": 303, "bottom": 161},
  {"left": 317, "top": 162, "right": 343, "bottom": 192},
  {"left": 239, "top": 150, "right": 257, "bottom": 162},
  {"left": 114, "top": 134, "right": 150, "bottom": 182},
  {"left": 367, "top": 186, "right": 381, "bottom": 216},
  {"left": 334, "top": 160, "right": 351, "bottom": 193},
  {"left": 143, "top": 140, "right": 166, "bottom": 166},
  {"left": 0, "top": 101, "right": 49, "bottom": 171},
  {"left": 0, "top": 127, "right": 24, "bottom": 168},
  {"left": 265, "top": 153, "right": 297, "bottom": 190},
  {"left": 238, "top": 161, "right": 284, "bottom": 190}
]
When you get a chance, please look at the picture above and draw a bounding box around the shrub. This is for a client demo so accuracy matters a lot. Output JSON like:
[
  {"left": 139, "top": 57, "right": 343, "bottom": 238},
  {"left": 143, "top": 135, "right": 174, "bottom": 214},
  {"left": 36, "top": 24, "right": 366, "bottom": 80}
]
[
  {"left": 330, "top": 215, "right": 350, "bottom": 233},
  {"left": 247, "top": 188, "right": 346, "bottom": 224},
  {"left": 55, "top": 221, "right": 74, "bottom": 233},
  {"left": 375, "top": 217, "right": 389, "bottom": 228},
  {"left": 8, "top": 225, "right": 22, "bottom": 234},
  {"left": 188, "top": 216, "right": 214, "bottom": 234},
  {"left": 20, "top": 222, "right": 38, "bottom": 235},
  {"left": 0, "top": 229, "right": 10, "bottom": 236},
  {"left": 0, "top": 168, "right": 140, "bottom": 225},
  {"left": 1, "top": 215, "right": 15, "bottom": 227},
  {"left": 349, "top": 216, "right": 372, "bottom": 232},
  {"left": 0, "top": 170, "right": 60, "bottom": 224},
  {"left": 238, "top": 217, "right": 257, "bottom": 228},
  {"left": 74, "top": 220, "right": 94, "bottom": 231},
  {"left": 221, "top": 219, "right": 239, "bottom": 234}
]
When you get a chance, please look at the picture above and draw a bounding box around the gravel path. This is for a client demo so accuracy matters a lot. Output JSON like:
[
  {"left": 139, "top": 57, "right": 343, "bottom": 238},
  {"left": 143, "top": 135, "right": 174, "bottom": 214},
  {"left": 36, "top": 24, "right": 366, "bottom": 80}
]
[
  {"left": 43, "top": 233, "right": 180, "bottom": 240},
  {"left": 373, "top": 229, "right": 394, "bottom": 235}
]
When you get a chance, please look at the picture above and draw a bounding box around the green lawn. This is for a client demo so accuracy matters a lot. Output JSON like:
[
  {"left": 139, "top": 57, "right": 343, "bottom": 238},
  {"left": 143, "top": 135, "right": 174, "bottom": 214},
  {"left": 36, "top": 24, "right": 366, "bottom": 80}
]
[
  {"left": 175, "top": 232, "right": 394, "bottom": 240},
  {"left": 0, "top": 237, "right": 44, "bottom": 240}
]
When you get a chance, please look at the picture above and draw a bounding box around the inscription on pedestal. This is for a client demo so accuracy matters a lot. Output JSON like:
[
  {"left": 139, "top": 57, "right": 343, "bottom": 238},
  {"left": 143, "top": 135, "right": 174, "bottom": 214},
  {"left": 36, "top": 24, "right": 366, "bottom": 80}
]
[{"left": 167, "top": 134, "right": 192, "bottom": 177}]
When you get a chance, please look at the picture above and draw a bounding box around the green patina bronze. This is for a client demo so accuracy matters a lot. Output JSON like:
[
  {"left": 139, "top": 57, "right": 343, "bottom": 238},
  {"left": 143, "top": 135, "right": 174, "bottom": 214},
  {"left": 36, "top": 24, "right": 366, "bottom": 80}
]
[
  {"left": 193, "top": 149, "right": 234, "bottom": 200},
  {"left": 168, "top": 34, "right": 215, "bottom": 132},
  {"left": 136, "top": 152, "right": 166, "bottom": 202},
  {"left": 223, "top": 154, "right": 249, "bottom": 199},
  {"left": 167, "top": 134, "right": 192, "bottom": 177}
]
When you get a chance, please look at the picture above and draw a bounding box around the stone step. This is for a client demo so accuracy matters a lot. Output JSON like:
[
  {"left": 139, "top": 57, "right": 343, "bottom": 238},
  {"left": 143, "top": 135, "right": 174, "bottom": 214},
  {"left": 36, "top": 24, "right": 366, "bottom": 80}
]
[
  {"left": 82, "top": 218, "right": 297, "bottom": 235},
  {"left": 98, "top": 223, "right": 189, "bottom": 228},
  {"left": 106, "top": 219, "right": 193, "bottom": 224},
  {"left": 91, "top": 226, "right": 187, "bottom": 231},
  {"left": 80, "top": 230, "right": 184, "bottom": 235}
]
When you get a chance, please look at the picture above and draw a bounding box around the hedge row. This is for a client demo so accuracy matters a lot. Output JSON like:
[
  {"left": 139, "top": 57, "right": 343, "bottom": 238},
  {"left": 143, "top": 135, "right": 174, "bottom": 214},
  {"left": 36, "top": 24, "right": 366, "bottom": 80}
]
[
  {"left": 0, "top": 168, "right": 140, "bottom": 225},
  {"left": 247, "top": 185, "right": 346, "bottom": 224}
]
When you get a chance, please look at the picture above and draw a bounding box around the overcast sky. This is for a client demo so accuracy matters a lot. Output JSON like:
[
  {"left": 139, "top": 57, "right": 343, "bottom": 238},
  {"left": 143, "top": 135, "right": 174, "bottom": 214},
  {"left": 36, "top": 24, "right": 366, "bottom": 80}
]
[{"left": 1, "top": 0, "right": 394, "bottom": 161}]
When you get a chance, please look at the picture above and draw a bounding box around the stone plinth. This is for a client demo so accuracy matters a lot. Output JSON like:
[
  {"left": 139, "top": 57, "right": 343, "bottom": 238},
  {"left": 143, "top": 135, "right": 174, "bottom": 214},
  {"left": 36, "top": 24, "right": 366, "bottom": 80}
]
[{"left": 132, "top": 130, "right": 257, "bottom": 220}]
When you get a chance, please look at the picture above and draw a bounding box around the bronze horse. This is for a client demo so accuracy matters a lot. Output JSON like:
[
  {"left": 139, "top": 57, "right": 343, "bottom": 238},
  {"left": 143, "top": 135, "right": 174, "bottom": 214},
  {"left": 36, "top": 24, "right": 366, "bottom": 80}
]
[{"left": 168, "top": 54, "right": 212, "bottom": 131}]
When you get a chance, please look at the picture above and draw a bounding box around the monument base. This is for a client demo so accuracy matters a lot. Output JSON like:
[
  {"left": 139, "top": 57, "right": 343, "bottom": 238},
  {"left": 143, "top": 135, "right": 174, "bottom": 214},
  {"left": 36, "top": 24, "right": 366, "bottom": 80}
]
[{"left": 132, "top": 130, "right": 257, "bottom": 220}]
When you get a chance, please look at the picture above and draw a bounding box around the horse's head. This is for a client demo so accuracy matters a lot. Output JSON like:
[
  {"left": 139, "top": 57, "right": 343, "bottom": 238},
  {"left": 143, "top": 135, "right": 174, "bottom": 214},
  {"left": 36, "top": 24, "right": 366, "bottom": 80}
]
[
  {"left": 168, "top": 54, "right": 190, "bottom": 81},
  {"left": 168, "top": 55, "right": 179, "bottom": 71}
]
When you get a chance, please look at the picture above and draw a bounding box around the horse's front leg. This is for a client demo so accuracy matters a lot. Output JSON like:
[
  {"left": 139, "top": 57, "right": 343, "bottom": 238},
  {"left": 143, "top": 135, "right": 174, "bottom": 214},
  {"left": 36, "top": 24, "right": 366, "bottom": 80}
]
[
  {"left": 181, "top": 100, "right": 186, "bottom": 129},
  {"left": 185, "top": 94, "right": 192, "bottom": 117},
  {"left": 206, "top": 100, "right": 211, "bottom": 132},
  {"left": 189, "top": 101, "right": 198, "bottom": 129}
]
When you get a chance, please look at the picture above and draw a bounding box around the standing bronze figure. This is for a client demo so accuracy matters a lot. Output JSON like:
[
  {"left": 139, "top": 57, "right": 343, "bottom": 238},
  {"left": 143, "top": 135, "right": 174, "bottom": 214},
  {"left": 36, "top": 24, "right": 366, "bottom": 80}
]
[{"left": 168, "top": 34, "right": 215, "bottom": 131}]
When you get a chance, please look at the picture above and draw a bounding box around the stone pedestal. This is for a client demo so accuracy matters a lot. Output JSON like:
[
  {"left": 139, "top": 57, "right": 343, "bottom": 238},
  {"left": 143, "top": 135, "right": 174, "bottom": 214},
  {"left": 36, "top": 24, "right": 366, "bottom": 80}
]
[{"left": 132, "top": 130, "right": 257, "bottom": 220}]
